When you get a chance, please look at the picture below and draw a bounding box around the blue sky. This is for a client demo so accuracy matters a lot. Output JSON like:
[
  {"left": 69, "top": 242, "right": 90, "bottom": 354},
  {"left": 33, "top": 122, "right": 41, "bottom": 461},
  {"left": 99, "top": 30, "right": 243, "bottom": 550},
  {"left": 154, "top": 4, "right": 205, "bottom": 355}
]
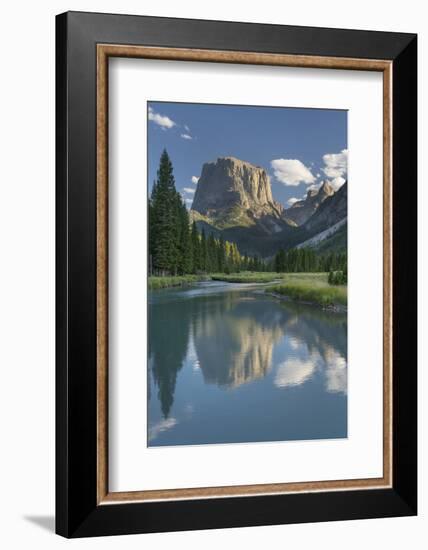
[{"left": 148, "top": 101, "right": 347, "bottom": 209}]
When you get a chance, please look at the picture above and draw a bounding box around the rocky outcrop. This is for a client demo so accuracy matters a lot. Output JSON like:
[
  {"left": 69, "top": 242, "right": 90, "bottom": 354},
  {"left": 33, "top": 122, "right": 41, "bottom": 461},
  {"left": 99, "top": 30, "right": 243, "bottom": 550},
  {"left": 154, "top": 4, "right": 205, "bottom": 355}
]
[
  {"left": 285, "top": 180, "right": 334, "bottom": 226},
  {"left": 303, "top": 181, "right": 347, "bottom": 233},
  {"left": 191, "top": 157, "right": 285, "bottom": 227}
]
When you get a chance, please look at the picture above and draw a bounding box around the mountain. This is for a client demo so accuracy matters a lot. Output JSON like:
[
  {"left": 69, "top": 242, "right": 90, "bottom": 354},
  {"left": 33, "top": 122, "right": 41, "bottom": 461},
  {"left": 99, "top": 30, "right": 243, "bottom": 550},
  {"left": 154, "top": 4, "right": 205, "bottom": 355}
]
[
  {"left": 284, "top": 180, "right": 334, "bottom": 226},
  {"left": 292, "top": 182, "right": 348, "bottom": 253},
  {"left": 303, "top": 181, "right": 347, "bottom": 233},
  {"left": 190, "top": 156, "right": 347, "bottom": 257},
  {"left": 191, "top": 157, "right": 295, "bottom": 232},
  {"left": 190, "top": 157, "right": 298, "bottom": 255}
]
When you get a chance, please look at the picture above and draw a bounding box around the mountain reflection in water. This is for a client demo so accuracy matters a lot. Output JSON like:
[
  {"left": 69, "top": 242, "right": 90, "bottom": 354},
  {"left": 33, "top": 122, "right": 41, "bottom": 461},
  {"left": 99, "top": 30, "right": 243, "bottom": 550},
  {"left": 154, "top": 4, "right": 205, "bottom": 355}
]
[{"left": 148, "top": 281, "right": 347, "bottom": 446}]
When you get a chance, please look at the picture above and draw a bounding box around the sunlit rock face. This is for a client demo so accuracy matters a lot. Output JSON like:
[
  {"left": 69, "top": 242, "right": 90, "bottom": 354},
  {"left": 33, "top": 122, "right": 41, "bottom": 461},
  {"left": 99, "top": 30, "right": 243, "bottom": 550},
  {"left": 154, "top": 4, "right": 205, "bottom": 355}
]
[{"left": 192, "top": 156, "right": 284, "bottom": 219}]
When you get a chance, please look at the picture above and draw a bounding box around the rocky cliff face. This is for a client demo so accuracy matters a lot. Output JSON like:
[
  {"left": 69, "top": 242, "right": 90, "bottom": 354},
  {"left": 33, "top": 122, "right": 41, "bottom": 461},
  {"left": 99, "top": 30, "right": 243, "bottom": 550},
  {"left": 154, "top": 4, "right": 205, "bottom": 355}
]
[
  {"left": 191, "top": 157, "right": 285, "bottom": 227},
  {"left": 285, "top": 180, "right": 334, "bottom": 226},
  {"left": 303, "top": 181, "right": 347, "bottom": 233}
]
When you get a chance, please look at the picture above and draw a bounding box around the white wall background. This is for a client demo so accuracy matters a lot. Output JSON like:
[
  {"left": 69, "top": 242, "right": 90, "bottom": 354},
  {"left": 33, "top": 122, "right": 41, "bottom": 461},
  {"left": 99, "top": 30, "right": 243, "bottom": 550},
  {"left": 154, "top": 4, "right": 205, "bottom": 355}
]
[{"left": 0, "top": 1, "right": 424, "bottom": 548}]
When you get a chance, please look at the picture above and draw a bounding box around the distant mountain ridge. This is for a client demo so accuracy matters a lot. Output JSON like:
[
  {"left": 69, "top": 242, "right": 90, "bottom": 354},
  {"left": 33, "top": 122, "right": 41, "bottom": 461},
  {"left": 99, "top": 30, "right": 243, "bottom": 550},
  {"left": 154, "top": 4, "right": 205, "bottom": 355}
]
[
  {"left": 285, "top": 180, "right": 334, "bottom": 226},
  {"left": 304, "top": 181, "right": 347, "bottom": 233}
]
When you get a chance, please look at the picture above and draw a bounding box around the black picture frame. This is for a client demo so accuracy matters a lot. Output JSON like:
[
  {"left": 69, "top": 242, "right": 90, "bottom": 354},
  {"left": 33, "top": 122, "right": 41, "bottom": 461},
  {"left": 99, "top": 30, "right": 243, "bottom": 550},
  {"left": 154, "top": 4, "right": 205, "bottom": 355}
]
[{"left": 56, "top": 10, "right": 417, "bottom": 538}]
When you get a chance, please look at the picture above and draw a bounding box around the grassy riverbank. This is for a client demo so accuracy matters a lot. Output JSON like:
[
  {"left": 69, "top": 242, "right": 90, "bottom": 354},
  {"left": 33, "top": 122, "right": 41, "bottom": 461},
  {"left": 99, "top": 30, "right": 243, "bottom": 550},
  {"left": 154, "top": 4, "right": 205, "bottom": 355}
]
[
  {"left": 211, "top": 272, "right": 281, "bottom": 284},
  {"left": 267, "top": 273, "right": 347, "bottom": 307},
  {"left": 148, "top": 274, "right": 209, "bottom": 290},
  {"left": 149, "top": 271, "right": 282, "bottom": 289}
]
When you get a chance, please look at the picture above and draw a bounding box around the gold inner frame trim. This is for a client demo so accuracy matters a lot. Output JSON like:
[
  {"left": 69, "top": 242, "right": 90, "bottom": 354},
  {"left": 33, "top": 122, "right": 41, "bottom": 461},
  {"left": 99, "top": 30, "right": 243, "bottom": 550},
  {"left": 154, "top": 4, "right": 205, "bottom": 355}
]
[{"left": 96, "top": 44, "right": 393, "bottom": 505}]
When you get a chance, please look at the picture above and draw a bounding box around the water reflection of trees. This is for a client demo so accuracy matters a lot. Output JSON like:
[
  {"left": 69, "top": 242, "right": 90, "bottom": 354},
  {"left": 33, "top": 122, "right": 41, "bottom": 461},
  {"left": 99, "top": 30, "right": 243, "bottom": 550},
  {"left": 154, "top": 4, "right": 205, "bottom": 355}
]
[
  {"left": 148, "top": 297, "right": 191, "bottom": 417},
  {"left": 149, "top": 290, "right": 348, "bottom": 418}
]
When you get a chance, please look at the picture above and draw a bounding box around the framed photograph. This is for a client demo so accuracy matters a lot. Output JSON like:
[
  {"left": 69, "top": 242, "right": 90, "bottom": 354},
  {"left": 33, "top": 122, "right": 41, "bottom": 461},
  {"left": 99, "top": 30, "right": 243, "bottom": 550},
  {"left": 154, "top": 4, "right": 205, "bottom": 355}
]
[{"left": 56, "top": 11, "right": 417, "bottom": 537}]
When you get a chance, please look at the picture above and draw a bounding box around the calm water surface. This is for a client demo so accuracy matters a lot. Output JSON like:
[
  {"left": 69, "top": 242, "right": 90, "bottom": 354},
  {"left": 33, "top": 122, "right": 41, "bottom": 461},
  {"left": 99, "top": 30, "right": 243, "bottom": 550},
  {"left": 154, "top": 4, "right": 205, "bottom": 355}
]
[{"left": 148, "top": 281, "right": 347, "bottom": 446}]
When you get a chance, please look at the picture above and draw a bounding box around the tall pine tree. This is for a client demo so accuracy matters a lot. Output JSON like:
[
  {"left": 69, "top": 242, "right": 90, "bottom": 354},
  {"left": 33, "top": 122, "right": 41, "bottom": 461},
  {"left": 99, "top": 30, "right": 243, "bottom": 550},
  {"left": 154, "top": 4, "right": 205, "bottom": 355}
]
[
  {"left": 191, "top": 221, "right": 201, "bottom": 273},
  {"left": 176, "top": 197, "right": 192, "bottom": 274},
  {"left": 150, "top": 150, "right": 179, "bottom": 274}
]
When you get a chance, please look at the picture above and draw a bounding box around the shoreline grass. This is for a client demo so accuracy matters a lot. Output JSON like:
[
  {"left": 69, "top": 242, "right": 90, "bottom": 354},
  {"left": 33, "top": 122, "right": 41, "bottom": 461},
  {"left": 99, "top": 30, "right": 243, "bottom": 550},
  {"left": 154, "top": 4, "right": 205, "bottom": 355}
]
[
  {"left": 211, "top": 272, "right": 281, "bottom": 284},
  {"left": 148, "top": 274, "right": 209, "bottom": 290},
  {"left": 268, "top": 279, "right": 347, "bottom": 308}
]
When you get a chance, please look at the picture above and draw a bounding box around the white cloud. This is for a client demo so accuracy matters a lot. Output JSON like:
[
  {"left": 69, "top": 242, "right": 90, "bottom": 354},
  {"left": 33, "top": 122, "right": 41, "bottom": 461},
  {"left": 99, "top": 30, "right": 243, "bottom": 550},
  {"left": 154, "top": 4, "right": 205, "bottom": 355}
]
[
  {"left": 181, "top": 133, "right": 192, "bottom": 140},
  {"left": 271, "top": 158, "right": 315, "bottom": 186},
  {"left": 191, "top": 176, "right": 200, "bottom": 184},
  {"left": 180, "top": 194, "right": 193, "bottom": 208},
  {"left": 184, "top": 125, "right": 190, "bottom": 132},
  {"left": 148, "top": 106, "right": 176, "bottom": 129},
  {"left": 322, "top": 149, "right": 348, "bottom": 179},
  {"left": 287, "top": 197, "right": 300, "bottom": 206},
  {"left": 183, "top": 187, "right": 195, "bottom": 194},
  {"left": 329, "top": 176, "right": 346, "bottom": 191}
]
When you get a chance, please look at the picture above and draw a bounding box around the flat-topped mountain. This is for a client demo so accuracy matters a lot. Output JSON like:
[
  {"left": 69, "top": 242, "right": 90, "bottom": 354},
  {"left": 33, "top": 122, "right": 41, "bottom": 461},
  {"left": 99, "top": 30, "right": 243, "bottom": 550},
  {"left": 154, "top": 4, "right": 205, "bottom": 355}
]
[
  {"left": 191, "top": 157, "right": 294, "bottom": 232},
  {"left": 285, "top": 180, "right": 334, "bottom": 226}
]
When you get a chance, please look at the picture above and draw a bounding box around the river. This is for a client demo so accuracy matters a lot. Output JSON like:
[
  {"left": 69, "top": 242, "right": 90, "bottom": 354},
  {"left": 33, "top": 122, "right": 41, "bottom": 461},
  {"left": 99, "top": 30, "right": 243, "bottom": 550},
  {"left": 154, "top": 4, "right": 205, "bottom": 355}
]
[{"left": 148, "top": 281, "right": 347, "bottom": 446}]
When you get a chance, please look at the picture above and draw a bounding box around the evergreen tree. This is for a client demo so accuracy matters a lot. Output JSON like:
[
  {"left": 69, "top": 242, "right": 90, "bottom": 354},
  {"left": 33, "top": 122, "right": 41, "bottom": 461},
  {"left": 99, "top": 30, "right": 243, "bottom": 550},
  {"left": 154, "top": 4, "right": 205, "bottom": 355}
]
[
  {"left": 191, "top": 222, "right": 201, "bottom": 273},
  {"left": 218, "top": 236, "right": 226, "bottom": 272},
  {"left": 150, "top": 150, "right": 179, "bottom": 274},
  {"left": 231, "top": 243, "right": 241, "bottom": 272},
  {"left": 148, "top": 181, "right": 156, "bottom": 275},
  {"left": 200, "top": 229, "right": 207, "bottom": 272},
  {"left": 275, "top": 249, "right": 286, "bottom": 272},
  {"left": 207, "top": 233, "right": 217, "bottom": 272},
  {"left": 176, "top": 199, "right": 192, "bottom": 274}
]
